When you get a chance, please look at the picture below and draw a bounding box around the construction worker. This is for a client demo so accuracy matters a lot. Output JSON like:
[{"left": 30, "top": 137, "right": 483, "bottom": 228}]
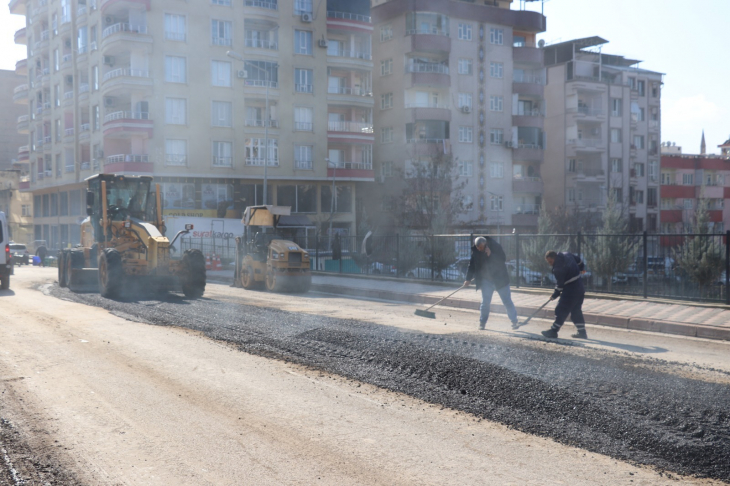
[
  {"left": 542, "top": 250, "right": 587, "bottom": 339},
  {"left": 464, "top": 236, "right": 518, "bottom": 330}
]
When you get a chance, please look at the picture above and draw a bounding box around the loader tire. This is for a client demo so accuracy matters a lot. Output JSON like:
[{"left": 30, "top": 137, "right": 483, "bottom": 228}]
[
  {"left": 67, "top": 250, "right": 85, "bottom": 291},
  {"left": 0, "top": 273, "right": 8, "bottom": 291},
  {"left": 181, "top": 249, "right": 206, "bottom": 298},
  {"left": 265, "top": 268, "right": 286, "bottom": 293},
  {"left": 58, "top": 251, "right": 68, "bottom": 288},
  {"left": 98, "top": 248, "right": 123, "bottom": 299},
  {"left": 240, "top": 264, "right": 261, "bottom": 290}
]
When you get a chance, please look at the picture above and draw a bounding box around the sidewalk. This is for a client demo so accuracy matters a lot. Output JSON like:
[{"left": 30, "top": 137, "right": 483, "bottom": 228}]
[{"left": 206, "top": 271, "right": 730, "bottom": 342}]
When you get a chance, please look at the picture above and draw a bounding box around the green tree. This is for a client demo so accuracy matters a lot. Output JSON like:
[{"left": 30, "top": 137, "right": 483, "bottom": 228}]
[
  {"left": 673, "top": 198, "right": 724, "bottom": 296},
  {"left": 584, "top": 193, "right": 639, "bottom": 292}
]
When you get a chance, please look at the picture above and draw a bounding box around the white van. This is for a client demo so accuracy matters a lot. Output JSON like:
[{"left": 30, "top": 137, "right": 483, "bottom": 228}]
[{"left": 0, "top": 211, "right": 11, "bottom": 290}]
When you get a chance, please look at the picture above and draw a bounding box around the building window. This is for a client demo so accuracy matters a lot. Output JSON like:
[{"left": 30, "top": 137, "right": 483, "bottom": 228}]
[
  {"left": 212, "top": 0, "right": 231, "bottom": 5},
  {"left": 683, "top": 199, "right": 693, "bottom": 210},
  {"left": 661, "top": 198, "right": 674, "bottom": 209},
  {"left": 634, "top": 163, "right": 645, "bottom": 177},
  {"left": 648, "top": 160, "right": 658, "bottom": 181},
  {"left": 381, "top": 93, "right": 393, "bottom": 109},
  {"left": 458, "top": 93, "right": 472, "bottom": 109},
  {"left": 92, "top": 65, "right": 99, "bottom": 91},
  {"left": 489, "top": 28, "right": 503, "bottom": 45},
  {"left": 490, "top": 162, "right": 504, "bottom": 178},
  {"left": 458, "top": 160, "right": 473, "bottom": 177},
  {"left": 211, "top": 60, "right": 232, "bottom": 87},
  {"left": 294, "top": 30, "right": 312, "bottom": 55},
  {"left": 165, "top": 14, "right": 186, "bottom": 41},
  {"left": 457, "top": 23, "right": 472, "bottom": 40},
  {"left": 490, "top": 129, "right": 503, "bottom": 144},
  {"left": 245, "top": 138, "right": 278, "bottom": 166},
  {"left": 380, "top": 24, "right": 393, "bottom": 42},
  {"left": 381, "top": 161, "right": 393, "bottom": 177},
  {"left": 611, "top": 188, "right": 623, "bottom": 202},
  {"left": 637, "top": 80, "right": 645, "bottom": 96},
  {"left": 165, "top": 98, "right": 187, "bottom": 125},
  {"left": 294, "top": 68, "right": 313, "bottom": 93},
  {"left": 211, "top": 19, "right": 232, "bottom": 46},
  {"left": 458, "top": 126, "right": 473, "bottom": 143},
  {"left": 635, "top": 190, "right": 644, "bottom": 204},
  {"left": 458, "top": 58, "right": 472, "bottom": 75},
  {"left": 682, "top": 173, "right": 694, "bottom": 185},
  {"left": 211, "top": 101, "right": 232, "bottom": 127},
  {"left": 22, "top": 204, "right": 31, "bottom": 217},
  {"left": 489, "top": 62, "right": 503, "bottom": 78},
  {"left": 212, "top": 141, "right": 232, "bottom": 167},
  {"left": 294, "top": 145, "right": 313, "bottom": 169},
  {"left": 381, "top": 127, "right": 393, "bottom": 143},
  {"left": 489, "top": 95, "right": 503, "bottom": 112},
  {"left": 611, "top": 98, "right": 622, "bottom": 116},
  {"left": 633, "top": 135, "right": 645, "bottom": 149},
  {"left": 610, "top": 158, "right": 622, "bottom": 173},
  {"left": 93, "top": 106, "right": 100, "bottom": 131},
  {"left": 54, "top": 84, "right": 60, "bottom": 107},
  {"left": 294, "top": 0, "right": 313, "bottom": 14},
  {"left": 610, "top": 128, "right": 622, "bottom": 143},
  {"left": 165, "top": 139, "right": 187, "bottom": 166},
  {"left": 567, "top": 188, "right": 575, "bottom": 203},
  {"left": 294, "top": 106, "right": 313, "bottom": 131},
  {"left": 567, "top": 159, "right": 577, "bottom": 172},
  {"left": 165, "top": 56, "right": 187, "bottom": 83},
  {"left": 380, "top": 58, "right": 392, "bottom": 76},
  {"left": 490, "top": 194, "right": 503, "bottom": 211}
]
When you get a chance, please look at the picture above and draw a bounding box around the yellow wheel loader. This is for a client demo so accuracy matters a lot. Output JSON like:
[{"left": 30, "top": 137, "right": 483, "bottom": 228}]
[
  {"left": 58, "top": 174, "right": 206, "bottom": 298},
  {"left": 234, "top": 205, "right": 311, "bottom": 293}
]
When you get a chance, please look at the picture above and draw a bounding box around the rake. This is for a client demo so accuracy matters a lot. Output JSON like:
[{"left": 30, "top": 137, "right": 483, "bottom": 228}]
[
  {"left": 414, "top": 284, "right": 468, "bottom": 319},
  {"left": 511, "top": 297, "right": 553, "bottom": 329}
]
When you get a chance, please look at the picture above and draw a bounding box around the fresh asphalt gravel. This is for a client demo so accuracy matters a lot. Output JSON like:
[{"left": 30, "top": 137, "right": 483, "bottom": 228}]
[{"left": 51, "top": 284, "right": 730, "bottom": 482}]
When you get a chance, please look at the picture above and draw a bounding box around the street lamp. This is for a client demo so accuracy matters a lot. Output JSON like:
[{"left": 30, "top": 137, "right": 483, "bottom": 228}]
[
  {"left": 326, "top": 158, "right": 337, "bottom": 239},
  {"left": 227, "top": 50, "right": 277, "bottom": 206}
]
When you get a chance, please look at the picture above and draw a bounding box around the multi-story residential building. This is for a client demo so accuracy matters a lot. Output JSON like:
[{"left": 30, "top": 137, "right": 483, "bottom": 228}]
[
  {"left": 0, "top": 69, "right": 29, "bottom": 171},
  {"left": 368, "top": 0, "right": 546, "bottom": 232},
  {"left": 660, "top": 139, "right": 730, "bottom": 234},
  {"left": 542, "top": 37, "right": 663, "bottom": 232},
  {"left": 0, "top": 169, "right": 34, "bottom": 244},
  {"left": 10, "top": 0, "right": 373, "bottom": 248}
]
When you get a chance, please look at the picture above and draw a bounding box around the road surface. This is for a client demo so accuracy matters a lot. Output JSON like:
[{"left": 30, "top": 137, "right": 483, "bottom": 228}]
[{"left": 1, "top": 266, "right": 729, "bottom": 485}]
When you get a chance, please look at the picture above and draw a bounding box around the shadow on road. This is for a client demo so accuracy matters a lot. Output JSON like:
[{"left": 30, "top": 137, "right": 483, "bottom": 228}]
[{"left": 511, "top": 329, "right": 668, "bottom": 354}]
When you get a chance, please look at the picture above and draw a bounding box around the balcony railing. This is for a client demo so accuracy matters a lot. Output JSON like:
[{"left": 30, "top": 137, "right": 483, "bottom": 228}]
[
  {"left": 80, "top": 123, "right": 90, "bottom": 132},
  {"left": 327, "top": 10, "right": 371, "bottom": 22},
  {"left": 514, "top": 204, "right": 540, "bottom": 215},
  {"left": 327, "top": 121, "right": 373, "bottom": 133},
  {"left": 404, "top": 102, "right": 449, "bottom": 109},
  {"left": 108, "top": 154, "right": 150, "bottom": 164},
  {"left": 244, "top": 38, "right": 278, "bottom": 50},
  {"left": 570, "top": 106, "right": 605, "bottom": 116},
  {"left": 77, "top": 5, "right": 86, "bottom": 16},
  {"left": 327, "top": 86, "right": 371, "bottom": 96},
  {"left": 328, "top": 49, "right": 372, "bottom": 61},
  {"left": 568, "top": 138, "right": 603, "bottom": 148},
  {"left": 515, "top": 109, "right": 543, "bottom": 117},
  {"left": 245, "top": 158, "right": 279, "bottom": 167},
  {"left": 13, "top": 84, "right": 28, "bottom": 94},
  {"left": 294, "top": 122, "right": 313, "bottom": 131},
  {"left": 102, "top": 23, "right": 148, "bottom": 39},
  {"left": 65, "top": 164, "right": 74, "bottom": 173},
  {"left": 405, "top": 62, "right": 449, "bottom": 74},
  {"left": 164, "top": 155, "right": 186, "bottom": 166},
  {"left": 64, "top": 127, "right": 74, "bottom": 136},
  {"left": 329, "top": 161, "right": 373, "bottom": 170},
  {"left": 64, "top": 90, "right": 73, "bottom": 99},
  {"left": 79, "top": 84, "right": 89, "bottom": 94},
  {"left": 407, "top": 138, "right": 448, "bottom": 144},
  {"left": 244, "top": 119, "right": 279, "bottom": 128},
  {"left": 295, "top": 159, "right": 313, "bottom": 170},
  {"left": 165, "top": 32, "right": 186, "bottom": 42},
  {"left": 244, "top": 80, "right": 278, "bottom": 88},
  {"left": 102, "top": 68, "right": 150, "bottom": 82},
  {"left": 513, "top": 74, "right": 545, "bottom": 84},
  {"left": 245, "top": 0, "right": 277, "bottom": 9},
  {"left": 104, "top": 111, "right": 150, "bottom": 122},
  {"left": 62, "top": 54, "right": 72, "bottom": 63},
  {"left": 212, "top": 156, "right": 232, "bottom": 167},
  {"left": 406, "top": 27, "right": 449, "bottom": 36},
  {"left": 295, "top": 84, "right": 313, "bottom": 93},
  {"left": 212, "top": 37, "right": 233, "bottom": 46}
]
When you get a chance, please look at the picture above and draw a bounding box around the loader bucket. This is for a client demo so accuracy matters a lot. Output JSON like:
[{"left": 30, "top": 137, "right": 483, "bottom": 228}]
[{"left": 68, "top": 268, "right": 99, "bottom": 293}]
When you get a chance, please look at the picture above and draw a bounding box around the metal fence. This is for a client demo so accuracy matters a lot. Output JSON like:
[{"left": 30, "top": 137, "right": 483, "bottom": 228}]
[{"left": 180, "top": 231, "right": 730, "bottom": 304}]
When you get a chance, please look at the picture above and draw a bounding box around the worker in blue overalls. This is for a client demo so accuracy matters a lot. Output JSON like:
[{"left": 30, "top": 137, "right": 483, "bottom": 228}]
[{"left": 542, "top": 250, "right": 588, "bottom": 339}]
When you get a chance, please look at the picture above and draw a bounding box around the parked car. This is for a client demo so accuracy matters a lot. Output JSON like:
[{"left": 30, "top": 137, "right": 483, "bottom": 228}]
[
  {"left": 9, "top": 243, "right": 29, "bottom": 265},
  {"left": 369, "top": 261, "right": 397, "bottom": 275}
]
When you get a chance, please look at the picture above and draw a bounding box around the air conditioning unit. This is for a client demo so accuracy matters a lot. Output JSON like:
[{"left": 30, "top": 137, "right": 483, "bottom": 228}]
[
  {"left": 104, "top": 16, "right": 114, "bottom": 25},
  {"left": 103, "top": 55, "right": 115, "bottom": 66},
  {"left": 301, "top": 13, "right": 313, "bottom": 22},
  {"left": 461, "top": 105, "right": 471, "bottom": 113},
  {"left": 65, "top": 75, "right": 73, "bottom": 85},
  {"left": 104, "top": 97, "right": 115, "bottom": 107},
  {"left": 236, "top": 70, "right": 248, "bottom": 79},
  {"left": 318, "top": 38, "right": 328, "bottom": 48}
]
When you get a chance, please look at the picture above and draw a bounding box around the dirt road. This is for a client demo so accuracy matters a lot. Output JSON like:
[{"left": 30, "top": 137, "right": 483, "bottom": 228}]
[{"left": 0, "top": 267, "right": 726, "bottom": 485}]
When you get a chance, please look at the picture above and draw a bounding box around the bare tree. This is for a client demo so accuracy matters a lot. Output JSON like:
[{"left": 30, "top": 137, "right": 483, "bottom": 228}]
[{"left": 520, "top": 201, "right": 566, "bottom": 283}]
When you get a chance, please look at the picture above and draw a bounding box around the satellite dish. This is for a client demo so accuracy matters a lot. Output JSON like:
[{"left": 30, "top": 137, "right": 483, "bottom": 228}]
[{"left": 538, "top": 39, "right": 546, "bottom": 48}]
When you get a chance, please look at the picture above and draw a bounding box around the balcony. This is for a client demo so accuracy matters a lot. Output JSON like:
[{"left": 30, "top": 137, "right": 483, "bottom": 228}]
[
  {"left": 14, "top": 27, "right": 26, "bottom": 45},
  {"left": 18, "top": 146, "right": 29, "bottom": 162},
  {"left": 9, "top": 0, "right": 26, "bottom": 15},
  {"left": 327, "top": 121, "right": 374, "bottom": 144},
  {"left": 244, "top": 0, "right": 278, "bottom": 13},
  {"left": 568, "top": 106, "right": 605, "bottom": 120},
  {"left": 244, "top": 119, "right": 279, "bottom": 128},
  {"left": 244, "top": 38, "right": 278, "bottom": 51},
  {"left": 100, "top": 0, "right": 151, "bottom": 13},
  {"left": 327, "top": 10, "right": 373, "bottom": 34},
  {"left": 65, "top": 164, "right": 75, "bottom": 173},
  {"left": 512, "top": 80, "right": 544, "bottom": 97},
  {"left": 512, "top": 204, "right": 539, "bottom": 226},
  {"left": 16, "top": 115, "right": 29, "bottom": 133},
  {"left": 327, "top": 48, "right": 373, "bottom": 70},
  {"left": 512, "top": 111, "right": 544, "bottom": 129},
  {"left": 573, "top": 166, "right": 606, "bottom": 181},
  {"left": 15, "top": 59, "right": 27, "bottom": 75},
  {"left": 327, "top": 161, "right": 374, "bottom": 181},
  {"left": 407, "top": 30, "right": 450, "bottom": 54},
  {"left": 567, "top": 137, "right": 605, "bottom": 152},
  {"left": 102, "top": 68, "right": 153, "bottom": 94},
  {"left": 13, "top": 84, "right": 28, "bottom": 103},
  {"left": 512, "top": 177, "right": 543, "bottom": 193},
  {"left": 513, "top": 46, "right": 543, "bottom": 64},
  {"left": 405, "top": 104, "right": 451, "bottom": 122},
  {"left": 327, "top": 86, "right": 374, "bottom": 106},
  {"left": 405, "top": 61, "right": 450, "bottom": 88},
  {"left": 101, "top": 23, "right": 152, "bottom": 53},
  {"left": 103, "top": 111, "right": 153, "bottom": 138},
  {"left": 245, "top": 158, "right": 279, "bottom": 167},
  {"left": 105, "top": 154, "right": 152, "bottom": 173}
]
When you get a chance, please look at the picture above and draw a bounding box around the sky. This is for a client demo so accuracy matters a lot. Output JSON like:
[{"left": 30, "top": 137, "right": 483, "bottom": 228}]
[{"left": 1, "top": 0, "right": 727, "bottom": 154}]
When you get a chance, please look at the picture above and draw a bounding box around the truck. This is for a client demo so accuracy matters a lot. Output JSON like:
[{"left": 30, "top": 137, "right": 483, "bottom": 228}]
[
  {"left": 58, "top": 174, "right": 206, "bottom": 298},
  {"left": 234, "top": 205, "right": 311, "bottom": 293}
]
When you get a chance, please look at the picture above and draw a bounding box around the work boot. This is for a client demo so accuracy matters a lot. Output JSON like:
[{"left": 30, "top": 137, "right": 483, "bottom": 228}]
[
  {"left": 571, "top": 329, "right": 588, "bottom": 339},
  {"left": 479, "top": 322, "right": 486, "bottom": 330},
  {"left": 541, "top": 328, "right": 558, "bottom": 339},
  {"left": 511, "top": 320, "right": 521, "bottom": 330}
]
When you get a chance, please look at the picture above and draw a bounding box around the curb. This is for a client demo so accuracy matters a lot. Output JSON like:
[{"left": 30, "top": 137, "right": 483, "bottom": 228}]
[{"left": 207, "top": 275, "right": 730, "bottom": 342}]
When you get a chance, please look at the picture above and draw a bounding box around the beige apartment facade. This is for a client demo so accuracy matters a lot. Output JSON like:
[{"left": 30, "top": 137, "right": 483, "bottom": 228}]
[
  {"left": 11, "top": 0, "right": 373, "bottom": 247},
  {"left": 542, "top": 37, "right": 663, "bottom": 232},
  {"left": 368, "top": 0, "right": 546, "bottom": 231}
]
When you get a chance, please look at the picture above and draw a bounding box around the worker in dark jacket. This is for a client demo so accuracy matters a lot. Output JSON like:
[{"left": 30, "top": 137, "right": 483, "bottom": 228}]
[
  {"left": 542, "top": 250, "right": 587, "bottom": 339},
  {"left": 464, "top": 236, "right": 518, "bottom": 329}
]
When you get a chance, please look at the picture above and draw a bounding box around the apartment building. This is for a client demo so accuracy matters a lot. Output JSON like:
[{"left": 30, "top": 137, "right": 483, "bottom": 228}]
[
  {"left": 368, "top": 0, "right": 546, "bottom": 231},
  {"left": 10, "top": 0, "right": 373, "bottom": 247},
  {"left": 0, "top": 169, "right": 34, "bottom": 243},
  {"left": 660, "top": 140, "right": 730, "bottom": 234},
  {"left": 0, "top": 70, "right": 29, "bottom": 171},
  {"left": 542, "top": 37, "right": 663, "bottom": 232}
]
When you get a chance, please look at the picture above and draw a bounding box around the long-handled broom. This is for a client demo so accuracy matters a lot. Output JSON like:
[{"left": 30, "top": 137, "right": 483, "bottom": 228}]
[
  {"left": 414, "top": 283, "right": 468, "bottom": 319},
  {"left": 511, "top": 297, "right": 553, "bottom": 329}
]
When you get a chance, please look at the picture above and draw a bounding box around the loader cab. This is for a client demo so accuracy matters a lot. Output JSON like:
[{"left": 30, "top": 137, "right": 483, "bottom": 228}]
[{"left": 85, "top": 174, "right": 155, "bottom": 241}]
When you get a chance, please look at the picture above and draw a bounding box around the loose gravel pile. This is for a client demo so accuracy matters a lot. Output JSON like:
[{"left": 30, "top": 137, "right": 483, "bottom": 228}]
[{"left": 54, "top": 286, "right": 730, "bottom": 482}]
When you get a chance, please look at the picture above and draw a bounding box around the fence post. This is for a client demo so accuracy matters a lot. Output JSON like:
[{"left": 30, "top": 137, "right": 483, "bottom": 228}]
[
  {"left": 577, "top": 231, "right": 582, "bottom": 257},
  {"left": 315, "top": 231, "right": 319, "bottom": 272},
  {"left": 515, "top": 231, "right": 520, "bottom": 289},
  {"left": 396, "top": 233, "right": 400, "bottom": 278},
  {"left": 726, "top": 230, "right": 730, "bottom": 305},
  {"left": 430, "top": 235, "right": 435, "bottom": 281},
  {"left": 643, "top": 230, "right": 648, "bottom": 299},
  {"left": 339, "top": 237, "right": 343, "bottom": 274}
]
